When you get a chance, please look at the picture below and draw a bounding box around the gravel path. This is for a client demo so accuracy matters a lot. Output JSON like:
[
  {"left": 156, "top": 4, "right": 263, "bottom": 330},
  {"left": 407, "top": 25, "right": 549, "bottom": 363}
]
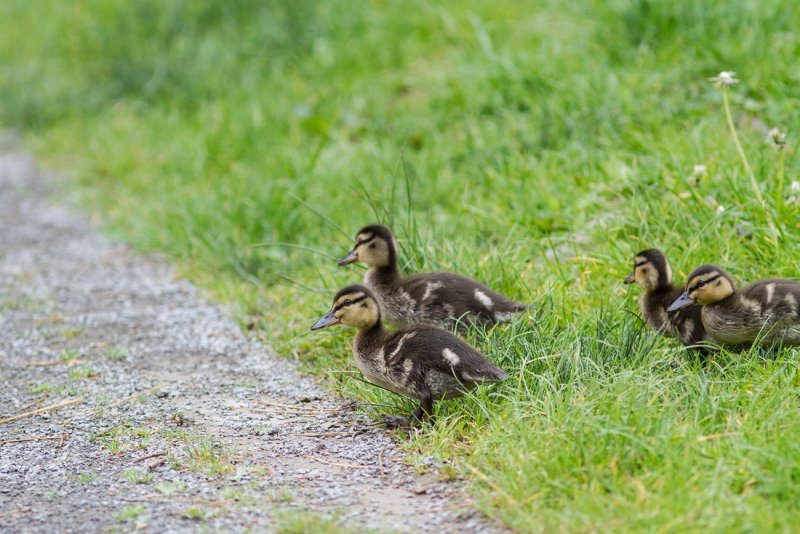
[{"left": 0, "top": 137, "right": 497, "bottom": 533}]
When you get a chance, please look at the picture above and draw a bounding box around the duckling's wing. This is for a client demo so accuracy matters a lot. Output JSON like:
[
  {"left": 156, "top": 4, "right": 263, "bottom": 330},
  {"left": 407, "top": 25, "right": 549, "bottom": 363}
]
[
  {"left": 404, "top": 272, "right": 528, "bottom": 321},
  {"left": 742, "top": 279, "right": 800, "bottom": 318},
  {"left": 767, "top": 280, "right": 800, "bottom": 318},
  {"left": 397, "top": 327, "right": 508, "bottom": 384}
]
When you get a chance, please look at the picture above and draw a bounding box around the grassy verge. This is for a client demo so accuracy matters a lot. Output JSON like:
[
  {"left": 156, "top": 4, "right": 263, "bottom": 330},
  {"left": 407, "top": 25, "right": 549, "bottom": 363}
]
[{"left": 2, "top": 0, "right": 800, "bottom": 530}]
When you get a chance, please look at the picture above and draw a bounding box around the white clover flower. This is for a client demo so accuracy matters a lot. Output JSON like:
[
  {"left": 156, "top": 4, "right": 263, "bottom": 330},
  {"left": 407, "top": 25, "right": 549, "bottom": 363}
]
[
  {"left": 787, "top": 195, "right": 798, "bottom": 206},
  {"left": 692, "top": 164, "right": 707, "bottom": 177},
  {"left": 768, "top": 128, "right": 787, "bottom": 149},
  {"left": 688, "top": 164, "right": 706, "bottom": 187},
  {"left": 791, "top": 181, "right": 800, "bottom": 194},
  {"left": 710, "top": 71, "right": 739, "bottom": 87},
  {"left": 716, "top": 205, "right": 726, "bottom": 215}
]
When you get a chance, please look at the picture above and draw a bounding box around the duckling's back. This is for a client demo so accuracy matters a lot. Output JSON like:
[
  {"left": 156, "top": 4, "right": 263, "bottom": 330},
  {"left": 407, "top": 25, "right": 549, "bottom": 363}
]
[
  {"left": 356, "top": 325, "right": 507, "bottom": 401},
  {"left": 405, "top": 326, "right": 507, "bottom": 399},
  {"left": 733, "top": 279, "right": 800, "bottom": 344},
  {"left": 393, "top": 272, "right": 527, "bottom": 328}
]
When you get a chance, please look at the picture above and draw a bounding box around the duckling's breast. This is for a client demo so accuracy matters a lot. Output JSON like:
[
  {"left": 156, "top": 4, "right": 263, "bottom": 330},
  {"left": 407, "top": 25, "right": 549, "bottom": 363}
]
[
  {"left": 674, "top": 313, "right": 697, "bottom": 343},
  {"left": 640, "top": 293, "right": 669, "bottom": 332},
  {"left": 701, "top": 302, "right": 764, "bottom": 344},
  {"left": 672, "top": 306, "right": 715, "bottom": 345}
]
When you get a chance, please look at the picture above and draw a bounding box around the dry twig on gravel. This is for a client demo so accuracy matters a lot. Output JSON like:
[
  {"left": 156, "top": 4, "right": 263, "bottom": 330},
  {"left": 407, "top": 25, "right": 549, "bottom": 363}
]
[
  {"left": 0, "top": 434, "right": 70, "bottom": 445},
  {"left": 130, "top": 451, "right": 168, "bottom": 464},
  {"left": 24, "top": 359, "right": 86, "bottom": 368},
  {"left": 304, "top": 455, "right": 370, "bottom": 469},
  {"left": 0, "top": 398, "right": 84, "bottom": 425},
  {"left": 106, "top": 383, "right": 167, "bottom": 408},
  {"left": 122, "top": 496, "right": 234, "bottom": 506},
  {"left": 296, "top": 431, "right": 362, "bottom": 438},
  {"left": 147, "top": 459, "right": 166, "bottom": 470}
]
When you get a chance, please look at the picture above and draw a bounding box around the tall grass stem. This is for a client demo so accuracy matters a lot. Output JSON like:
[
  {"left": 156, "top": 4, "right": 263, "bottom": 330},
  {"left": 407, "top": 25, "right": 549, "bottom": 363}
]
[{"left": 721, "top": 88, "right": 780, "bottom": 246}]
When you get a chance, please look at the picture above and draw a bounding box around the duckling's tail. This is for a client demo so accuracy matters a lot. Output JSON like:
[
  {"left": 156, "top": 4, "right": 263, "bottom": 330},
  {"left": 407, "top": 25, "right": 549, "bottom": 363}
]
[
  {"left": 467, "top": 364, "right": 508, "bottom": 383},
  {"left": 514, "top": 301, "right": 532, "bottom": 312},
  {"left": 494, "top": 302, "right": 531, "bottom": 323},
  {"left": 482, "top": 364, "right": 508, "bottom": 382}
]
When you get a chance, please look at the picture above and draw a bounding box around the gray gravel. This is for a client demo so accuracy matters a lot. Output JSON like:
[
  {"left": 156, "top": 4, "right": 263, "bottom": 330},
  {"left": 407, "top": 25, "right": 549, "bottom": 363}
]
[{"left": 0, "top": 136, "right": 499, "bottom": 533}]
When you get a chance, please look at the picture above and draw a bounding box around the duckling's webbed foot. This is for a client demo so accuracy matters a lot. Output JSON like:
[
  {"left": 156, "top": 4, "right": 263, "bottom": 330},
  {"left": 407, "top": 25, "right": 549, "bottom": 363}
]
[
  {"left": 381, "top": 414, "right": 411, "bottom": 428},
  {"left": 381, "top": 392, "right": 433, "bottom": 429}
]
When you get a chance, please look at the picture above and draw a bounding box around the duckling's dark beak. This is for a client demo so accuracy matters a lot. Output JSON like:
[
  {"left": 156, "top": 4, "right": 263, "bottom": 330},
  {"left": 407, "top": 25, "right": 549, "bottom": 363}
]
[
  {"left": 667, "top": 291, "right": 694, "bottom": 312},
  {"left": 337, "top": 249, "right": 358, "bottom": 266},
  {"left": 623, "top": 273, "right": 635, "bottom": 284},
  {"left": 311, "top": 309, "right": 341, "bottom": 330}
]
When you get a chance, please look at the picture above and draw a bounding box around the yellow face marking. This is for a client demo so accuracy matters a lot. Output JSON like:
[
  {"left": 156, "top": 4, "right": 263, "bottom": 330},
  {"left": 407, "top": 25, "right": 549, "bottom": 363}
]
[
  {"left": 687, "top": 271, "right": 734, "bottom": 305},
  {"left": 332, "top": 291, "right": 379, "bottom": 329},
  {"left": 632, "top": 256, "right": 658, "bottom": 290},
  {"left": 353, "top": 233, "right": 391, "bottom": 268},
  {"left": 355, "top": 232, "right": 373, "bottom": 244},
  {"left": 333, "top": 291, "right": 366, "bottom": 311}
]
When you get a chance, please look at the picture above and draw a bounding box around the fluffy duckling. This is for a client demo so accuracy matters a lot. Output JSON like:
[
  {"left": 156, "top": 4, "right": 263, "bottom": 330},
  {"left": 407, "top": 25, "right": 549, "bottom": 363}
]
[
  {"left": 338, "top": 224, "right": 527, "bottom": 330},
  {"left": 311, "top": 284, "right": 507, "bottom": 427},
  {"left": 624, "top": 249, "right": 712, "bottom": 348},
  {"left": 668, "top": 265, "right": 800, "bottom": 346}
]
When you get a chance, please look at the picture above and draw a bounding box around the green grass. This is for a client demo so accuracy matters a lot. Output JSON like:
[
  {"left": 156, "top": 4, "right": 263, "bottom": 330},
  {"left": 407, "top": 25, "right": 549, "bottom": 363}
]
[
  {"left": 274, "top": 510, "right": 357, "bottom": 534},
  {"left": 178, "top": 439, "right": 235, "bottom": 477},
  {"left": 68, "top": 365, "right": 98, "bottom": 380},
  {"left": 3, "top": 0, "right": 800, "bottom": 531},
  {"left": 92, "top": 422, "right": 153, "bottom": 455},
  {"left": 104, "top": 347, "right": 128, "bottom": 361},
  {"left": 121, "top": 467, "right": 155, "bottom": 485},
  {"left": 77, "top": 471, "right": 98, "bottom": 484},
  {"left": 113, "top": 504, "right": 149, "bottom": 529}
]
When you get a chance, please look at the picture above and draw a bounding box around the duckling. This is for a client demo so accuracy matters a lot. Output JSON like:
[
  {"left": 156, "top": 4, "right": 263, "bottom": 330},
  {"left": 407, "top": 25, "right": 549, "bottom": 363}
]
[
  {"left": 667, "top": 265, "right": 800, "bottom": 346},
  {"left": 311, "top": 284, "right": 507, "bottom": 427},
  {"left": 623, "top": 249, "right": 713, "bottom": 348},
  {"left": 338, "top": 224, "right": 527, "bottom": 330}
]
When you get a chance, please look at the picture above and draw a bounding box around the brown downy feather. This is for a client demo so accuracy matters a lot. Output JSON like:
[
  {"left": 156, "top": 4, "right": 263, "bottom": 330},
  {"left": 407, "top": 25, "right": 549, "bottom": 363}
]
[
  {"left": 625, "top": 249, "right": 713, "bottom": 348},
  {"left": 355, "top": 322, "right": 508, "bottom": 401},
  {"left": 340, "top": 224, "right": 528, "bottom": 330},
  {"left": 674, "top": 265, "right": 800, "bottom": 346},
  {"left": 312, "top": 285, "right": 507, "bottom": 407}
]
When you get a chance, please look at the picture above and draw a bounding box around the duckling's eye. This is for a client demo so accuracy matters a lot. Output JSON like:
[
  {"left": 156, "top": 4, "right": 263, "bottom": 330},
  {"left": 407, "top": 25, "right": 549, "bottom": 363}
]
[
  {"left": 696, "top": 281, "right": 706, "bottom": 288},
  {"left": 343, "top": 299, "right": 353, "bottom": 306}
]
